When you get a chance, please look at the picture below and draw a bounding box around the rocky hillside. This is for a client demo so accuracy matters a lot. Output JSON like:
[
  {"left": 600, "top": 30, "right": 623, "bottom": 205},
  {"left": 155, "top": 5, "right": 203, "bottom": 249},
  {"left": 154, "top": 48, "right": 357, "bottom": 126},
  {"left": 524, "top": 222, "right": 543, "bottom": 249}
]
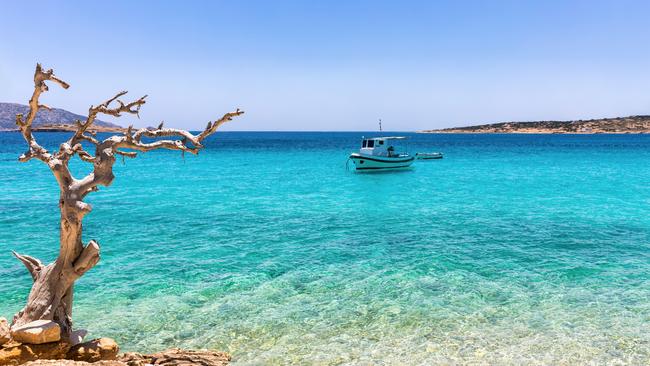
[
  {"left": 422, "top": 115, "right": 650, "bottom": 134},
  {"left": 0, "top": 102, "right": 120, "bottom": 131}
]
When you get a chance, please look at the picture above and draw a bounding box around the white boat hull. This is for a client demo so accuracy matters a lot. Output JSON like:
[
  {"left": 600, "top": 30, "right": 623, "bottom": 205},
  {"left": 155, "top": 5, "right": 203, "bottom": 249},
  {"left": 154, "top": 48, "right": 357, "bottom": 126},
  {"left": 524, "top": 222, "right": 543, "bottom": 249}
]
[{"left": 349, "top": 153, "right": 414, "bottom": 171}]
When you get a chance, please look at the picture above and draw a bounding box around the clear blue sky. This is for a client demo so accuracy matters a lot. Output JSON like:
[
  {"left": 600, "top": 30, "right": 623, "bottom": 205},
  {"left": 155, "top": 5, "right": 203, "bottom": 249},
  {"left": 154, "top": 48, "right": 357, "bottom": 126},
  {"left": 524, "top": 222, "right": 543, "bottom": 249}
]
[{"left": 1, "top": 0, "right": 649, "bottom": 131}]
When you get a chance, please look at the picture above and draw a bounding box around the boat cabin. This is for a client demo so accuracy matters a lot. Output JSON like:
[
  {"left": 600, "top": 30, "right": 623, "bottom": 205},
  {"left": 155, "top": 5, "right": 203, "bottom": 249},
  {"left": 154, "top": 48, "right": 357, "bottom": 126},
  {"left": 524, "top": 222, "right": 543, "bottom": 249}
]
[{"left": 359, "top": 136, "right": 408, "bottom": 157}]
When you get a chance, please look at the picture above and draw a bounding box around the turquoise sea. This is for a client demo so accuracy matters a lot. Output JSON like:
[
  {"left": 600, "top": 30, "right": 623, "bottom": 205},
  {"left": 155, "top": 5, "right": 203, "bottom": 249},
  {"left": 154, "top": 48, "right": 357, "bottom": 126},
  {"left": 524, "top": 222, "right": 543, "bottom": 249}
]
[{"left": 1, "top": 132, "right": 649, "bottom": 365}]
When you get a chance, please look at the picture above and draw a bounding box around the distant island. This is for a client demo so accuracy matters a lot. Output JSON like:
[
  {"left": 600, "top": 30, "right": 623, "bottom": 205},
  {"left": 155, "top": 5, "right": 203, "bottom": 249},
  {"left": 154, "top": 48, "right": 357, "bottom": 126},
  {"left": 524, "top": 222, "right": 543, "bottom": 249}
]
[
  {"left": 0, "top": 102, "right": 123, "bottom": 132},
  {"left": 421, "top": 115, "right": 650, "bottom": 134}
]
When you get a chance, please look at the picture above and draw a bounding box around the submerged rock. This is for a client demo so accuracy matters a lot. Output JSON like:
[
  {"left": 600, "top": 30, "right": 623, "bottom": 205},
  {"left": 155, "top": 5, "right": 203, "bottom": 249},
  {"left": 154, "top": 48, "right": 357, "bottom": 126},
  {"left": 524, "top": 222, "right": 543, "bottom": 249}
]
[
  {"left": 67, "top": 338, "right": 119, "bottom": 362},
  {"left": 10, "top": 321, "right": 61, "bottom": 345},
  {"left": 0, "top": 319, "right": 10, "bottom": 346}
]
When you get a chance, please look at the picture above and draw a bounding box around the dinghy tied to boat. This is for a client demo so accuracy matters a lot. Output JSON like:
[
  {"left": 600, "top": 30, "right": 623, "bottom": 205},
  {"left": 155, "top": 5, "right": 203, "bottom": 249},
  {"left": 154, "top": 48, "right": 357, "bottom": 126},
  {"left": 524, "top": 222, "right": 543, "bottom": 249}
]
[{"left": 416, "top": 152, "right": 444, "bottom": 160}]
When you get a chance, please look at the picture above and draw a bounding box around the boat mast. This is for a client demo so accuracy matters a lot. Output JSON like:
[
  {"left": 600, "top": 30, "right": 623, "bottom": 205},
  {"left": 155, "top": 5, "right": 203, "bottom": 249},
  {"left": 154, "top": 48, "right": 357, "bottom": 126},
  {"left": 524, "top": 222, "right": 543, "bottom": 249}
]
[{"left": 379, "top": 118, "right": 382, "bottom": 132}]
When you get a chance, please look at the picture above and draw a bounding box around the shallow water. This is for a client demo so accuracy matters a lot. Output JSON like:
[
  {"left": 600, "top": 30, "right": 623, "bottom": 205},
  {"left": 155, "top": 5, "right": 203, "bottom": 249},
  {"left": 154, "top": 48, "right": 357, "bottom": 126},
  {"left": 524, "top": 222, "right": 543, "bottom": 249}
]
[{"left": 1, "top": 132, "right": 649, "bottom": 365}]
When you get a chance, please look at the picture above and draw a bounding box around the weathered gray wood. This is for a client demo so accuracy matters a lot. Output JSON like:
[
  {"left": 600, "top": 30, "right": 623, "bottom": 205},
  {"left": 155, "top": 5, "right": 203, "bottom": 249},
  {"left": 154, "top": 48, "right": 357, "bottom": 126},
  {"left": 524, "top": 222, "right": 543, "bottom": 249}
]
[{"left": 11, "top": 64, "right": 243, "bottom": 339}]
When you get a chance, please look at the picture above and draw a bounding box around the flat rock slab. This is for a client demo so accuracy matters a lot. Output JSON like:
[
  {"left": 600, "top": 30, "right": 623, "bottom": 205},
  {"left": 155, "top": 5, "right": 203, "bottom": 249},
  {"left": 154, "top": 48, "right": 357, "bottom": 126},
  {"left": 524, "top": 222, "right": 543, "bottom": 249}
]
[
  {"left": 0, "top": 340, "right": 71, "bottom": 365},
  {"left": 23, "top": 361, "right": 126, "bottom": 366},
  {"left": 10, "top": 321, "right": 61, "bottom": 345},
  {"left": 119, "top": 349, "right": 231, "bottom": 366}
]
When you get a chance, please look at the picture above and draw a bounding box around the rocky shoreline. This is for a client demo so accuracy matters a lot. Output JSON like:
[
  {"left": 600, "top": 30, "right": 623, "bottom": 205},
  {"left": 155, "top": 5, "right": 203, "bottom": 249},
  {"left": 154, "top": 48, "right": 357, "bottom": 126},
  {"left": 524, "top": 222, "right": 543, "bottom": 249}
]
[
  {"left": 0, "top": 318, "right": 229, "bottom": 366},
  {"left": 420, "top": 115, "right": 650, "bottom": 134}
]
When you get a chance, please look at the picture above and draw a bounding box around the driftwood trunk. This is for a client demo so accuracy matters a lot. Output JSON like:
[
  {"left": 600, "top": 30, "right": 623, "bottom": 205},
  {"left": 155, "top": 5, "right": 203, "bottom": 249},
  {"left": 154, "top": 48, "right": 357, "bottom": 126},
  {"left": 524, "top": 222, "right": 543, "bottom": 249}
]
[
  {"left": 12, "top": 199, "right": 98, "bottom": 338},
  {"left": 11, "top": 64, "right": 242, "bottom": 338}
]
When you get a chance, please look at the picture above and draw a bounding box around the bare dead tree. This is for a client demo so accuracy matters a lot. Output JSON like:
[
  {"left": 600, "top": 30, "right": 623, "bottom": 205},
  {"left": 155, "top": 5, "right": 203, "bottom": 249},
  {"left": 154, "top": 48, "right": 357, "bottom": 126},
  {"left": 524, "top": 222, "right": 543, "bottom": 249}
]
[{"left": 11, "top": 64, "right": 243, "bottom": 339}]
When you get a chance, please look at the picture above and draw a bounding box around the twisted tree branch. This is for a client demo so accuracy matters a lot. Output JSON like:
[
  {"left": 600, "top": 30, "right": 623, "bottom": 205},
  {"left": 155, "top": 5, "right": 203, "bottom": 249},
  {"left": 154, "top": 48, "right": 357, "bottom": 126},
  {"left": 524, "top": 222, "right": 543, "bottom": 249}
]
[
  {"left": 12, "top": 251, "right": 43, "bottom": 281},
  {"left": 82, "top": 91, "right": 146, "bottom": 134},
  {"left": 74, "top": 108, "right": 244, "bottom": 194},
  {"left": 72, "top": 240, "right": 100, "bottom": 277},
  {"left": 79, "top": 133, "right": 100, "bottom": 146},
  {"left": 60, "top": 91, "right": 147, "bottom": 162},
  {"left": 16, "top": 64, "right": 69, "bottom": 164},
  {"left": 15, "top": 64, "right": 75, "bottom": 191},
  {"left": 121, "top": 109, "right": 244, "bottom": 154},
  {"left": 115, "top": 150, "right": 137, "bottom": 158},
  {"left": 197, "top": 109, "right": 243, "bottom": 142},
  {"left": 11, "top": 63, "right": 243, "bottom": 339}
]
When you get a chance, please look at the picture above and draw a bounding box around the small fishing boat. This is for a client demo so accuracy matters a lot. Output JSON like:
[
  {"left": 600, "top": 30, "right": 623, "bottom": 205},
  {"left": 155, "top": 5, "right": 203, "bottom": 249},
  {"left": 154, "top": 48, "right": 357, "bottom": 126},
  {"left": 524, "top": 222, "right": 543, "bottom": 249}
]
[
  {"left": 416, "top": 152, "right": 444, "bottom": 160},
  {"left": 349, "top": 136, "right": 414, "bottom": 171}
]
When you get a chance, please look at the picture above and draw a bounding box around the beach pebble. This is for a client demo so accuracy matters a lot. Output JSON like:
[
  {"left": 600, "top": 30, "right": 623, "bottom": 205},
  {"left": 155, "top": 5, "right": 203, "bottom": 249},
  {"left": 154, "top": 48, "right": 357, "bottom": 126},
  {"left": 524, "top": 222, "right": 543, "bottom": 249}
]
[{"left": 11, "top": 320, "right": 61, "bottom": 345}]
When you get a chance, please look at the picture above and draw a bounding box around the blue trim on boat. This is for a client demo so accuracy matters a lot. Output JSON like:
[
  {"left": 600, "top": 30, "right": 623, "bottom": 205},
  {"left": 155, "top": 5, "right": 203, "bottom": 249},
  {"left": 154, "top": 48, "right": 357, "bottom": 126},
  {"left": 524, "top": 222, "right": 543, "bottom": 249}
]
[
  {"left": 356, "top": 165, "right": 413, "bottom": 170},
  {"left": 349, "top": 154, "right": 415, "bottom": 163}
]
